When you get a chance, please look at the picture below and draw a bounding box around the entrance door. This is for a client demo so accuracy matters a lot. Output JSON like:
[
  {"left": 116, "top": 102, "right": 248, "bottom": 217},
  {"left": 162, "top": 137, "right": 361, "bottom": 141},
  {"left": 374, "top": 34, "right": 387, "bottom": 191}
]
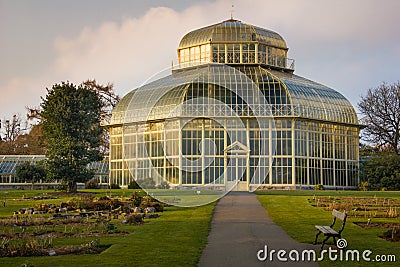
[{"left": 224, "top": 141, "right": 250, "bottom": 191}]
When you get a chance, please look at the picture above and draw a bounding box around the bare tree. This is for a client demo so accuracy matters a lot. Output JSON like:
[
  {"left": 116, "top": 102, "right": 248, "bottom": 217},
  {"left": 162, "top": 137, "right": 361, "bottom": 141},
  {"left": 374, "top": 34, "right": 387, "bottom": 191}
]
[
  {"left": 83, "top": 79, "right": 120, "bottom": 114},
  {"left": 358, "top": 82, "right": 400, "bottom": 154},
  {"left": 26, "top": 106, "right": 42, "bottom": 122},
  {"left": 1, "top": 115, "right": 22, "bottom": 142},
  {"left": 0, "top": 115, "right": 23, "bottom": 154}
]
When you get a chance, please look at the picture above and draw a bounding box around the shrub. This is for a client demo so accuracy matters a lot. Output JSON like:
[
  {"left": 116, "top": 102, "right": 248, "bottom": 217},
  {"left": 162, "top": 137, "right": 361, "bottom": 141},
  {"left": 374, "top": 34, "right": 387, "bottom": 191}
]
[
  {"left": 110, "top": 183, "right": 121, "bottom": 189},
  {"left": 128, "top": 180, "right": 141, "bottom": 189},
  {"left": 361, "top": 152, "right": 400, "bottom": 190},
  {"left": 148, "top": 201, "right": 164, "bottom": 212},
  {"left": 314, "top": 184, "right": 325, "bottom": 190},
  {"left": 85, "top": 178, "right": 100, "bottom": 189},
  {"left": 358, "top": 181, "right": 369, "bottom": 191},
  {"left": 104, "top": 222, "right": 120, "bottom": 234},
  {"left": 156, "top": 181, "right": 170, "bottom": 189},
  {"left": 16, "top": 161, "right": 47, "bottom": 186},
  {"left": 126, "top": 214, "right": 144, "bottom": 225},
  {"left": 130, "top": 192, "right": 142, "bottom": 207},
  {"left": 140, "top": 178, "right": 156, "bottom": 189}
]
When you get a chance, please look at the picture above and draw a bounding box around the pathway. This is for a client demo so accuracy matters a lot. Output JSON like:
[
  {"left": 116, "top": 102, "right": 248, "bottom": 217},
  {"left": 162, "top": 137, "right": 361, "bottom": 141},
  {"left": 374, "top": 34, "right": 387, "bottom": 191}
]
[{"left": 199, "top": 192, "right": 319, "bottom": 266}]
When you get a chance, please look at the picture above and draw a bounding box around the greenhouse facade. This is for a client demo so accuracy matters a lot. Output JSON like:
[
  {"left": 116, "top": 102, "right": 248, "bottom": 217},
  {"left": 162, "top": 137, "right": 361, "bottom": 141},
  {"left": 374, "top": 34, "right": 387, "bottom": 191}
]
[
  {"left": 107, "top": 19, "right": 360, "bottom": 191},
  {"left": 0, "top": 155, "right": 109, "bottom": 185}
]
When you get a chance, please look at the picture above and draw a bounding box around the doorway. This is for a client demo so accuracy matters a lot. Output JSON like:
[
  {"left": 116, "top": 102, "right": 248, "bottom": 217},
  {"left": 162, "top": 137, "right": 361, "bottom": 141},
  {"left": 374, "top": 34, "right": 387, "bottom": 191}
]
[{"left": 224, "top": 141, "right": 250, "bottom": 191}]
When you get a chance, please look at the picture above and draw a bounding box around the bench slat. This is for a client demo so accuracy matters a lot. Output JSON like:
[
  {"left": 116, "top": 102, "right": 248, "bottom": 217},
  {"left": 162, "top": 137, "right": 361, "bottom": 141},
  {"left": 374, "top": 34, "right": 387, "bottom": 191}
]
[
  {"left": 332, "top": 209, "right": 346, "bottom": 221},
  {"left": 315, "top": 225, "right": 339, "bottom": 235}
]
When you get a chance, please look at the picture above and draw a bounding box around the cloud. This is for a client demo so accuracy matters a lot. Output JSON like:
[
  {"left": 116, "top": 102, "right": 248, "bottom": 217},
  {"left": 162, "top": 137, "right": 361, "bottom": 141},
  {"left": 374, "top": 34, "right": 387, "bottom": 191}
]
[
  {"left": 1, "top": 0, "right": 399, "bottom": 119},
  {"left": 51, "top": 4, "right": 224, "bottom": 91}
]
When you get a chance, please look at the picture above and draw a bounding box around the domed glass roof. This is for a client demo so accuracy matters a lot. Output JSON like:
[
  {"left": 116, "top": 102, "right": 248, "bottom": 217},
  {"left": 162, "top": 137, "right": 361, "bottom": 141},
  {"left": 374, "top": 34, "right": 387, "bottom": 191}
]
[
  {"left": 178, "top": 19, "right": 287, "bottom": 50},
  {"left": 111, "top": 64, "right": 358, "bottom": 126}
]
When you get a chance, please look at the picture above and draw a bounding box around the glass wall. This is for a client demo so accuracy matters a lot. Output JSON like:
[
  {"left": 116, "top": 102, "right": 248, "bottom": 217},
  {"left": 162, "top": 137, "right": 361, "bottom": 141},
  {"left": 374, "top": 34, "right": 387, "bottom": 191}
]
[
  {"left": 0, "top": 155, "right": 109, "bottom": 184},
  {"left": 179, "top": 43, "right": 288, "bottom": 69}
]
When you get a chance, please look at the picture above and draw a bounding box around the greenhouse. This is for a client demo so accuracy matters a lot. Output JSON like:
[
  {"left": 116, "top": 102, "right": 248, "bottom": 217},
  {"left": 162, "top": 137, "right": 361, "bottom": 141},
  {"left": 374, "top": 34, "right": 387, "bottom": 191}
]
[
  {"left": 107, "top": 19, "right": 360, "bottom": 193},
  {"left": 0, "top": 155, "right": 109, "bottom": 185}
]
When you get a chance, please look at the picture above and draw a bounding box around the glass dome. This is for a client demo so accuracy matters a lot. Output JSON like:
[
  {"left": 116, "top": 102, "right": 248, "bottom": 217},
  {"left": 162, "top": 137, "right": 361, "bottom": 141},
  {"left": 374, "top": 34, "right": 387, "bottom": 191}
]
[
  {"left": 177, "top": 19, "right": 293, "bottom": 71},
  {"left": 178, "top": 19, "right": 287, "bottom": 49}
]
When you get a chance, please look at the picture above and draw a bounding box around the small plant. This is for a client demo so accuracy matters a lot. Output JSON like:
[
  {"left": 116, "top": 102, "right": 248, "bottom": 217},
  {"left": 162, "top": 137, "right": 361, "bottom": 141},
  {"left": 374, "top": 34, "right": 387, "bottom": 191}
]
[
  {"left": 314, "top": 184, "right": 325, "bottom": 191},
  {"left": 140, "top": 178, "right": 156, "bottom": 189},
  {"left": 85, "top": 178, "right": 100, "bottom": 189},
  {"left": 0, "top": 237, "right": 10, "bottom": 249},
  {"left": 358, "top": 181, "right": 370, "bottom": 191},
  {"left": 33, "top": 225, "right": 49, "bottom": 236},
  {"left": 381, "top": 227, "right": 400, "bottom": 241},
  {"left": 130, "top": 192, "right": 143, "bottom": 207},
  {"left": 387, "top": 207, "right": 398, "bottom": 218},
  {"left": 156, "top": 181, "right": 170, "bottom": 189},
  {"left": 104, "top": 222, "right": 120, "bottom": 234}
]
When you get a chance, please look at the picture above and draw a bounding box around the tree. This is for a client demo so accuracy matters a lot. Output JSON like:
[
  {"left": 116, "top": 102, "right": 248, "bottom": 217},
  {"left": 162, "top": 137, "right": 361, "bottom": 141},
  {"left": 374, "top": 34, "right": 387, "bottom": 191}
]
[
  {"left": 360, "top": 152, "right": 400, "bottom": 190},
  {"left": 1, "top": 115, "right": 22, "bottom": 142},
  {"left": 82, "top": 79, "right": 120, "bottom": 114},
  {"left": 82, "top": 79, "right": 120, "bottom": 154},
  {"left": 27, "top": 80, "right": 119, "bottom": 155},
  {"left": 0, "top": 124, "right": 46, "bottom": 155},
  {"left": 0, "top": 111, "right": 47, "bottom": 155},
  {"left": 358, "top": 82, "right": 400, "bottom": 154},
  {"left": 0, "top": 115, "right": 23, "bottom": 154},
  {"left": 41, "top": 82, "right": 103, "bottom": 193},
  {"left": 12, "top": 124, "right": 46, "bottom": 155},
  {"left": 15, "top": 161, "right": 47, "bottom": 189}
]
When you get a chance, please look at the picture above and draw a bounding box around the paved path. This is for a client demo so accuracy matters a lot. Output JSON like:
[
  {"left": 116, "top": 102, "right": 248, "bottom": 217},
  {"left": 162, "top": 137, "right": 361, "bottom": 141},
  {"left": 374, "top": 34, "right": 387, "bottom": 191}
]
[{"left": 199, "top": 192, "right": 318, "bottom": 267}]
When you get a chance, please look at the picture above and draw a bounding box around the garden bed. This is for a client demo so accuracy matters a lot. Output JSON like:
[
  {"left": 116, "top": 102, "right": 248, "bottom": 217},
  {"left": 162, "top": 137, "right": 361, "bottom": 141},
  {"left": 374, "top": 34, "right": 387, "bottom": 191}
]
[{"left": 0, "top": 191, "right": 163, "bottom": 257}]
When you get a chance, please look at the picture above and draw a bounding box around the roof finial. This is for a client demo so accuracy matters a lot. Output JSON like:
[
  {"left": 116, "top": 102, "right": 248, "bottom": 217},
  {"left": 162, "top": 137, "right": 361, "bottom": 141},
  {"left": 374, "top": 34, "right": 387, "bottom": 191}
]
[{"left": 230, "top": 4, "right": 235, "bottom": 20}]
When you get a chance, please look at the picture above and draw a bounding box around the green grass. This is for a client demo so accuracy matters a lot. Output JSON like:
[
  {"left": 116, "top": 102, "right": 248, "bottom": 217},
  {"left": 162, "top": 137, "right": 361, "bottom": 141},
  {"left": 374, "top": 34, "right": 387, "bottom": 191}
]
[
  {"left": 256, "top": 190, "right": 400, "bottom": 267},
  {"left": 256, "top": 189, "right": 400, "bottom": 198},
  {"left": 0, "top": 189, "right": 216, "bottom": 267}
]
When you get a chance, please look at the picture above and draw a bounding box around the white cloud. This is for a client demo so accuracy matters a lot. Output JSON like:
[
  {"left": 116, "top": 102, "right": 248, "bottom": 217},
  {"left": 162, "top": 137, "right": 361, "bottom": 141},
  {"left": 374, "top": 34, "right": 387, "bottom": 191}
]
[{"left": 1, "top": 0, "right": 399, "bottom": 119}]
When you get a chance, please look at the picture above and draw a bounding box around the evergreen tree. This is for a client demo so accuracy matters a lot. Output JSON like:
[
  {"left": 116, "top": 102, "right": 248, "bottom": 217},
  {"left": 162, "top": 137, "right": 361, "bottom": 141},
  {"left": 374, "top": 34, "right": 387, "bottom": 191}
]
[
  {"left": 41, "top": 82, "right": 103, "bottom": 192},
  {"left": 361, "top": 152, "right": 400, "bottom": 190}
]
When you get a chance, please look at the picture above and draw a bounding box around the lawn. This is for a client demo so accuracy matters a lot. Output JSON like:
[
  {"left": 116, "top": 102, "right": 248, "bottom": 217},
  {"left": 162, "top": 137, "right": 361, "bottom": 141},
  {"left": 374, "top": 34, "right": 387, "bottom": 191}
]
[
  {"left": 256, "top": 190, "right": 400, "bottom": 267},
  {"left": 0, "top": 189, "right": 216, "bottom": 267},
  {"left": 2, "top": 189, "right": 398, "bottom": 267}
]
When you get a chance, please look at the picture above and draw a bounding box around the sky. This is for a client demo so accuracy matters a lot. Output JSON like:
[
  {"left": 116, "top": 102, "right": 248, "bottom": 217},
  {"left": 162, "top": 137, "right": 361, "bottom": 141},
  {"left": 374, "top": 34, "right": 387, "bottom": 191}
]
[{"left": 1, "top": 0, "right": 399, "bottom": 123}]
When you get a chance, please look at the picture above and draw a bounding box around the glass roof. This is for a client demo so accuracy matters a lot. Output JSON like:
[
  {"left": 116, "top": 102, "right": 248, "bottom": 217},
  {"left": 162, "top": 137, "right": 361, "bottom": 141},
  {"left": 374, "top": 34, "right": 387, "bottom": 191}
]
[
  {"left": 178, "top": 19, "right": 287, "bottom": 49},
  {"left": 110, "top": 90, "right": 135, "bottom": 124},
  {"left": 268, "top": 69, "right": 358, "bottom": 124},
  {"left": 121, "top": 64, "right": 272, "bottom": 123},
  {"left": 112, "top": 64, "right": 358, "bottom": 125},
  {"left": 0, "top": 155, "right": 109, "bottom": 176}
]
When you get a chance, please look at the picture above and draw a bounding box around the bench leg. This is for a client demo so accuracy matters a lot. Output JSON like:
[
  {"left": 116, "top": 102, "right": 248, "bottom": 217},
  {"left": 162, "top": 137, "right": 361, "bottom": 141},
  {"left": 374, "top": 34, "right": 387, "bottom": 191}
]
[
  {"left": 321, "top": 235, "right": 330, "bottom": 251},
  {"left": 314, "top": 231, "right": 322, "bottom": 245}
]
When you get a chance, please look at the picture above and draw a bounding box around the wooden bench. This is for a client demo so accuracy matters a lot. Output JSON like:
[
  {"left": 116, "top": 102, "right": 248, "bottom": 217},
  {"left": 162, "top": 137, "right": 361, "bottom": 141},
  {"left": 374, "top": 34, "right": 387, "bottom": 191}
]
[{"left": 314, "top": 209, "right": 347, "bottom": 250}]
